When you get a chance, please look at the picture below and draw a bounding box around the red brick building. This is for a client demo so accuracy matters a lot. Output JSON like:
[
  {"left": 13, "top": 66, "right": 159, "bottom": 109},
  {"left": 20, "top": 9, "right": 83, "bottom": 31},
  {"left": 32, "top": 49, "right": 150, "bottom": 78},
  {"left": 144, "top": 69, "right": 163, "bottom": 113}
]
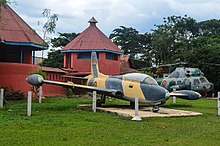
[
  {"left": 0, "top": 4, "right": 48, "bottom": 64},
  {"left": 0, "top": 4, "right": 65, "bottom": 96},
  {"left": 0, "top": 5, "right": 123, "bottom": 97},
  {"left": 62, "top": 17, "right": 122, "bottom": 76}
]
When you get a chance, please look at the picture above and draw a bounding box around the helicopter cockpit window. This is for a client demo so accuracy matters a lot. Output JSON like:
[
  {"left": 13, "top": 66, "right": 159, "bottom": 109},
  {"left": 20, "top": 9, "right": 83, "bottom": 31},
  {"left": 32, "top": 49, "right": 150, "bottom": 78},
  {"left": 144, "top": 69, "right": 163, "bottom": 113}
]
[
  {"left": 177, "top": 80, "right": 181, "bottom": 85},
  {"left": 168, "top": 71, "right": 180, "bottom": 78},
  {"left": 143, "top": 77, "right": 158, "bottom": 85},
  {"left": 200, "top": 77, "right": 208, "bottom": 83},
  {"left": 194, "top": 79, "right": 200, "bottom": 85}
]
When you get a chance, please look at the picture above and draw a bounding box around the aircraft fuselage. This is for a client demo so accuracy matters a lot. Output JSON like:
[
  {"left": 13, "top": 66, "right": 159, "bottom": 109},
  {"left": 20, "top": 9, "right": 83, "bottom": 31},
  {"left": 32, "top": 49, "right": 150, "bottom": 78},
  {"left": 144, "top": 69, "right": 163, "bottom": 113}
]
[{"left": 86, "top": 73, "right": 170, "bottom": 104}]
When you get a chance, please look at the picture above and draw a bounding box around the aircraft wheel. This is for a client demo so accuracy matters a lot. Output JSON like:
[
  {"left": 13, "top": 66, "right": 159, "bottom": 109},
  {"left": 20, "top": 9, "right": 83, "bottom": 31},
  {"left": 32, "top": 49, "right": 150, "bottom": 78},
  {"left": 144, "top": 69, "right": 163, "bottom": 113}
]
[
  {"left": 152, "top": 105, "right": 160, "bottom": 113},
  {"left": 96, "top": 99, "right": 102, "bottom": 107},
  {"left": 130, "top": 101, "right": 135, "bottom": 109}
]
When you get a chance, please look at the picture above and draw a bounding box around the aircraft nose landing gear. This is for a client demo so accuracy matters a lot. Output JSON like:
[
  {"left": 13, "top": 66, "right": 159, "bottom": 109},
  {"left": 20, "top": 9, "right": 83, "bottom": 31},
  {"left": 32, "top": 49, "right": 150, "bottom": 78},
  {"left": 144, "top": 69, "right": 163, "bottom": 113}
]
[{"left": 152, "top": 105, "right": 160, "bottom": 113}]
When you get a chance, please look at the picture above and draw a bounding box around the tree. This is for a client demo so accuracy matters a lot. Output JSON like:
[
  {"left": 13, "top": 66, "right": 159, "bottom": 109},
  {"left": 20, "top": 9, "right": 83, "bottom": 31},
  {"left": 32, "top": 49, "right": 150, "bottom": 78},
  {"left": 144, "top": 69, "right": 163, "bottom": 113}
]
[
  {"left": 41, "top": 9, "right": 59, "bottom": 42},
  {"left": 187, "top": 36, "right": 220, "bottom": 93},
  {"left": 0, "top": 0, "right": 7, "bottom": 6},
  {"left": 0, "top": 0, "right": 16, "bottom": 11},
  {"left": 109, "top": 26, "right": 153, "bottom": 68},
  {"left": 198, "top": 19, "right": 220, "bottom": 36},
  {"left": 51, "top": 32, "right": 79, "bottom": 48},
  {"left": 109, "top": 26, "right": 141, "bottom": 55},
  {"left": 151, "top": 24, "right": 175, "bottom": 65},
  {"left": 151, "top": 15, "right": 198, "bottom": 65},
  {"left": 41, "top": 32, "right": 79, "bottom": 68},
  {"left": 41, "top": 49, "right": 63, "bottom": 68}
]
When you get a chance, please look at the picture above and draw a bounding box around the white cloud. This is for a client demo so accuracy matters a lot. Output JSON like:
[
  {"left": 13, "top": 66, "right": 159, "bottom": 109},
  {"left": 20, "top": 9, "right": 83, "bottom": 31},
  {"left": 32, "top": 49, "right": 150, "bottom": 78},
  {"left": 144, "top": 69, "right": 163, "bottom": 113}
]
[
  {"left": 9, "top": 0, "right": 220, "bottom": 37},
  {"left": 165, "top": 0, "right": 220, "bottom": 21}
]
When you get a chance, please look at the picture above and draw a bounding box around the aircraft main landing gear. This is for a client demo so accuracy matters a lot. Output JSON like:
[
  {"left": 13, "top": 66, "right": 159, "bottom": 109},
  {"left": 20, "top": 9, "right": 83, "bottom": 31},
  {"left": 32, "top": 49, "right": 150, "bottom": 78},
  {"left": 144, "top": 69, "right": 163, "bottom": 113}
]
[{"left": 96, "top": 94, "right": 106, "bottom": 107}]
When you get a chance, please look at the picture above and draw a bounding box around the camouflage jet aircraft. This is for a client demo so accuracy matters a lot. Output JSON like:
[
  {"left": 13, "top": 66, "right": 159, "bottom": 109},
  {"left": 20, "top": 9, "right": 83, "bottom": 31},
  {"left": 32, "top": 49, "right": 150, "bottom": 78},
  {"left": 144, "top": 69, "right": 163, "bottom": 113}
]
[{"left": 27, "top": 52, "right": 201, "bottom": 112}]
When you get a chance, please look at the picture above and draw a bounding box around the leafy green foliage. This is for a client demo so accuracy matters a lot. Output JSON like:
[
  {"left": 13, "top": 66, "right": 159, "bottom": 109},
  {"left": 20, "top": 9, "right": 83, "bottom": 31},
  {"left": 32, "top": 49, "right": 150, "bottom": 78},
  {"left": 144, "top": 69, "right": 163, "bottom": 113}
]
[
  {"left": 51, "top": 32, "right": 79, "bottom": 48},
  {"left": 109, "top": 26, "right": 141, "bottom": 55},
  {"left": 42, "top": 33, "right": 79, "bottom": 69},
  {"left": 109, "top": 26, "right": 152, "bottom": 67},
  {"left": 0, "top": 0, "right": 7, "bottom": 6},
  {"left": 41, "top": 49, "right": 63, "bottom": 68},
  {"left": 4, "top": 89, "right": 25, "bottom": 101},
  {"left": 151, "top": 15, "right": 199, "bottom": 65},
  {"left": 42, "top": 9, "right": 58, "bottom": 38},
  {"left": 108, "top": 15, "right": 220, "bottom": 92},
  {"left": 30, "top": 69, "right": 48, "bottom": 79},
  {"left": 0, "top": 86, "right": 25, "bottom": 101}
]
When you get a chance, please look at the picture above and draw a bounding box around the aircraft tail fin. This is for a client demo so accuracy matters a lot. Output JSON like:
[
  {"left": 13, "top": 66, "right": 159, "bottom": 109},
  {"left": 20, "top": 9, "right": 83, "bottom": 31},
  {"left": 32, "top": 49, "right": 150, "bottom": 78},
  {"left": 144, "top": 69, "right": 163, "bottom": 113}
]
[{"left": 91, "top": 52, "right": 100, "bottom": 78}]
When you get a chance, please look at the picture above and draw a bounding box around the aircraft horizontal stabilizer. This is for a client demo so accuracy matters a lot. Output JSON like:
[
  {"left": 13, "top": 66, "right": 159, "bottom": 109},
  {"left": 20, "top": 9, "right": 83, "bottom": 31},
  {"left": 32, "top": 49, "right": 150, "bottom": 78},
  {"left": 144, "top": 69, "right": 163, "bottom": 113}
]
[{"left": 170, "top": 90, "right": 201, "bottom": 100}]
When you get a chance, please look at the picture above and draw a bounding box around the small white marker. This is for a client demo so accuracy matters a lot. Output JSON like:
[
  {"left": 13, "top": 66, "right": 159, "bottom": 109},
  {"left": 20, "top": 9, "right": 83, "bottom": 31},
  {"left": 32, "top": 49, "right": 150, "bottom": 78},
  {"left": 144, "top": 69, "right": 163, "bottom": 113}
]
[
  {"left": 0, "top": 88, "right": 4, "bottom": 108},
  {"left": 92, "top": 91, "right": 97, "bottom": 112},
  {"left": 39, "top": 86, "right": 42, "bottom": 104},
  {"left": 27, "top": 91, "right": 32, "bottom": 116},
  {"left": 173, "top": 88, "right": 176, "bottom": 104},
  {"left": 218, "top": 92, "right": 220, "bottom": 116},
  {"left": 132, "top": 95, "right": 142, "bottom": 121}
]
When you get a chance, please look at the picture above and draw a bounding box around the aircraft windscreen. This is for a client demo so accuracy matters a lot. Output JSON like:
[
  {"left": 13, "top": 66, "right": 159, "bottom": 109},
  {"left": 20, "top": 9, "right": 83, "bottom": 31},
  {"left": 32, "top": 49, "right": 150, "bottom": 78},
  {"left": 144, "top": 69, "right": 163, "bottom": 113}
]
[{"left": 168, "top": 71, "right": 180, "bottom": 78}]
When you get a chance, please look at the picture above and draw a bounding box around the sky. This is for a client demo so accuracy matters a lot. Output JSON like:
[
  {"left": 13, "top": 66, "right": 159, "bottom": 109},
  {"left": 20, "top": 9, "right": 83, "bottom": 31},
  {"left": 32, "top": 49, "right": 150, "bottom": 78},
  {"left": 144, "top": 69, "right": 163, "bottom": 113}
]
[{"left": 9, "top": 0, "right": 220, "bottom": 38}]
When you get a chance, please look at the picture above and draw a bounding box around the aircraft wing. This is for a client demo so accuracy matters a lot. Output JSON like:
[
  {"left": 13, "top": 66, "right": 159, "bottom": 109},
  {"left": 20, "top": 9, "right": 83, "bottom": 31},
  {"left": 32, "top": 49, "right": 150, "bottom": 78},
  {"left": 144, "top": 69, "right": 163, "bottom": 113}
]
[
  {"left": 45, "top": 80, "right": 122, "bottom": 97},
  {"left": 62, "top": 75, "right": 88, "bottom": 80},
  {"left": 26, "top": 74, "right": 122, "bottom": 97},
  {"left": 170, "top": 90, "right": 201, "bottom": 100}
]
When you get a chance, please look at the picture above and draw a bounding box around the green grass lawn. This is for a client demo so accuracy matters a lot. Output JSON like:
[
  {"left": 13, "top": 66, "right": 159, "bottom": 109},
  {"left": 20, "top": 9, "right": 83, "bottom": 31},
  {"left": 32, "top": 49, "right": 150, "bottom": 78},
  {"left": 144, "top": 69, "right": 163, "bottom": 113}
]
[{"left": 0, "top": 97, "right": 220, "bottom": 146}]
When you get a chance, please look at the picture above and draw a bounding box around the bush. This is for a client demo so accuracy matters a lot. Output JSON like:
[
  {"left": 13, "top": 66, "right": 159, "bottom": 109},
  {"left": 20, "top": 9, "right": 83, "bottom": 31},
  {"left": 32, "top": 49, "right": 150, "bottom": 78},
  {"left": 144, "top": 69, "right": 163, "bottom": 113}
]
[{"left": 1, "top": 86, "right": 25, "bottom": 101}]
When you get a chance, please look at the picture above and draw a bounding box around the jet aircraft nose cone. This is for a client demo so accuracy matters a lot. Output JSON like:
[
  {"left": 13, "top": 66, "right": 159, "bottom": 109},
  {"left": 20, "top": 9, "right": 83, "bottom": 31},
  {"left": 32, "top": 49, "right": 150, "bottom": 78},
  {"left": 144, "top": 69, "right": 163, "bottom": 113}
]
[
  {"left": 142, "top": 85, "right": 169, "bottom": 102},
  {"left": 26, "top": 74, "right": 44, "bottom": 86}
]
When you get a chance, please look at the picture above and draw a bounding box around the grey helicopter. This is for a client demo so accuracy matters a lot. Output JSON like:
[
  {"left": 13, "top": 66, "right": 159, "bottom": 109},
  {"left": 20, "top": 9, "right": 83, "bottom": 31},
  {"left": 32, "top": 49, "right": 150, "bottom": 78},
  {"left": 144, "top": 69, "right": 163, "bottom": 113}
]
[{"left": 157, "top": 67, "right": 213, "bottom": 97}]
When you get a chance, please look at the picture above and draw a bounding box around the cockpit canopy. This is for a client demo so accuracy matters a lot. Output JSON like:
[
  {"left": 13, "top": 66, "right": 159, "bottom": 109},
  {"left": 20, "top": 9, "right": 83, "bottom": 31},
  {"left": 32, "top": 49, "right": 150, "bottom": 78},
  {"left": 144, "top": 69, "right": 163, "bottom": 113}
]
[{"left": 123, "top": 73, "right": 158, "bottom": 85}]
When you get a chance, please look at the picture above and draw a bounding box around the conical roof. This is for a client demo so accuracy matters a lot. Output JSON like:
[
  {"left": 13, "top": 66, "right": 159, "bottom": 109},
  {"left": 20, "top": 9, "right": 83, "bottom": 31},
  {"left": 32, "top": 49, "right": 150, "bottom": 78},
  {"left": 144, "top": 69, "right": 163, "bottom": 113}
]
[
  {"left": 0, "top": 4, "right": 47, "bottom": 49},
  {"left": 63, "top": 17, "right": 121, "bottom": 54}
]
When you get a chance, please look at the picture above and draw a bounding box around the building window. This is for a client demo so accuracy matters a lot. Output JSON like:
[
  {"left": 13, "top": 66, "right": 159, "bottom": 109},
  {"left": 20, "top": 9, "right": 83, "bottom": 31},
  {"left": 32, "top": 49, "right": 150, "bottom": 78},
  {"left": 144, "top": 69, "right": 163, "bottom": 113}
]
[
  {"left": 77, "top": 52, "right": 99, "bottom": 59},
  {"left": 106, "top": 52, "right": 118, "bottom": 61},
  {"left": 66, "top": 53, "right": 71, "bottom": 68}
]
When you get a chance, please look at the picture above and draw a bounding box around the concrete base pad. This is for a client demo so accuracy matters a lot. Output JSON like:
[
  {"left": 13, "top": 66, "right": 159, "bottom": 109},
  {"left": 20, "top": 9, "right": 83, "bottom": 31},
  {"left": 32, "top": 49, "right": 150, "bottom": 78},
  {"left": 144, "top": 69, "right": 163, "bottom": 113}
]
[{"left": 78, "top": 104, "right": 202, "bottom": 118}]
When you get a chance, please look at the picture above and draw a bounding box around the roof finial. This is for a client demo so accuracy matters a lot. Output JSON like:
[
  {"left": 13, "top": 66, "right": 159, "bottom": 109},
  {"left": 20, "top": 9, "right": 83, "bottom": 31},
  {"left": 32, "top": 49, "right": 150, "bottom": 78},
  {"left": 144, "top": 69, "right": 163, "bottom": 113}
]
[{"left": 88, "top": 17, "right": 98, "bottom": 26}]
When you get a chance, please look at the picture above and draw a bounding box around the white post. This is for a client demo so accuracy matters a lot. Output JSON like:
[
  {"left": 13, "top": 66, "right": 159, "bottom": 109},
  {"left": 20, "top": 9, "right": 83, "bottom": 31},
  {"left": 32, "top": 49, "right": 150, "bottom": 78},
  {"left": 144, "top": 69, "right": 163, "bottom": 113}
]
[
  {"left": 0, "top": 88, "right": 4, "bottom": 108},
  {"left": 173, "top": 88, "right": 176, "bottom": 104},
  {"left": 27, "top": 91, "right": 32, "bottom": 116},
  {"left": 132, "top": 95, "right": 142, "bottom": 121},
  {"left": 218, "top": 92, "right": 220, "bottom": 116},
  {"left": 39, "top": 86, "right": 42, "bottom": 104},
  {"left": 92, "top": 91, "right": 97, "bottom": 112}
]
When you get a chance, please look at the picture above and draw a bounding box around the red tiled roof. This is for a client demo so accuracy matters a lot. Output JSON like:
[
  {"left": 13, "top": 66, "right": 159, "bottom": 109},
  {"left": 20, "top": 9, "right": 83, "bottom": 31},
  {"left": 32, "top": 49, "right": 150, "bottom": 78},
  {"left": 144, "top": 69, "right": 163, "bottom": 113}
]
[
  {"left": 0, "top": 4, "right": 46, "bottom": 48},
  {"left": 63, "top": 17, "right": 121, "bottom": 53},
  {"left": 41, "top": 66, "right": 66, "bottom": 73}
]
